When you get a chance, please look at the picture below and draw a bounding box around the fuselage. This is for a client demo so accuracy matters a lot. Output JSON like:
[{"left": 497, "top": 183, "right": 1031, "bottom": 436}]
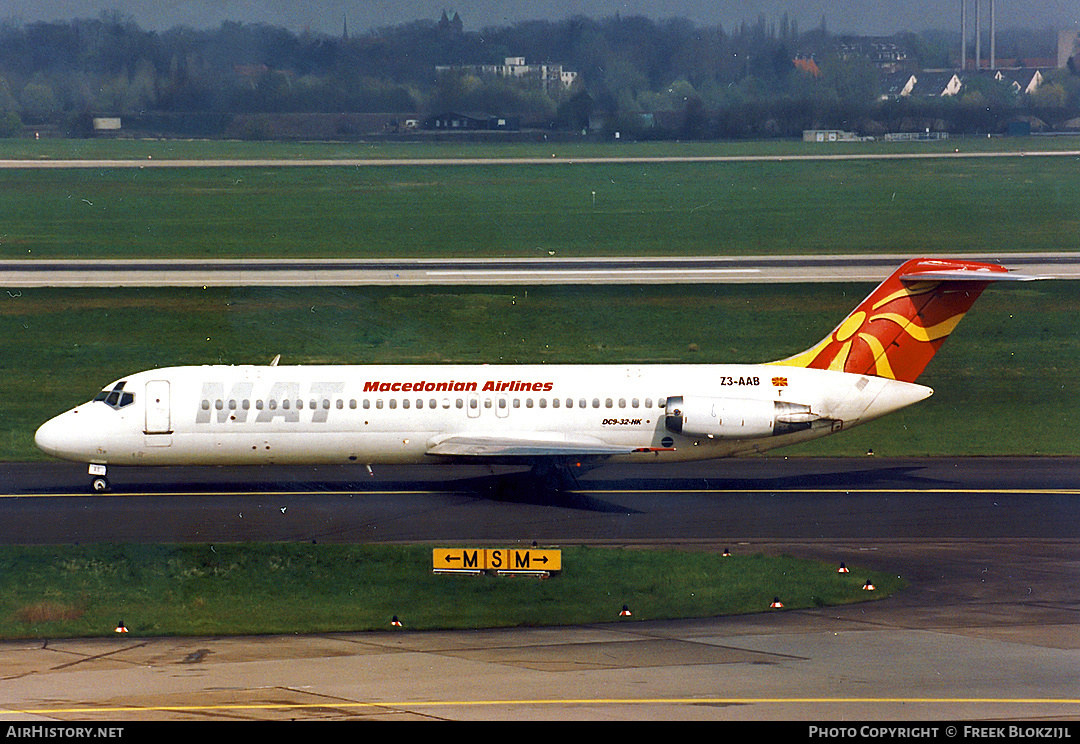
[{"left": 34, "top": 363, "right": 932, "bottom": 468}]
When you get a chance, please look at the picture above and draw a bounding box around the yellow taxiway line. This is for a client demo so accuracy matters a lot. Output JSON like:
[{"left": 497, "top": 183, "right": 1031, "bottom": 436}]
[
  {"left": 12, "top": 696, "right": 1080, "bottom": 717},
  {"left": 5, "top": 487, "right": 1080, "bottom": 498}
]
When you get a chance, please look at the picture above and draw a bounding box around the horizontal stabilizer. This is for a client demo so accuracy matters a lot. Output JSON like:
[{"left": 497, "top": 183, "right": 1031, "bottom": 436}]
[{"left": 900, "top": 268, "right": 1045, "bottom": 282}]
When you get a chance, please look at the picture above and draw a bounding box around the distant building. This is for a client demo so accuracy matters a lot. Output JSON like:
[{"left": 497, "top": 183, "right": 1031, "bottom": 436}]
[
  {"left": 1058, "top": 29, "right": 1080, "bottom": 69},
  {"left": 883, "top": 67, "right": 1045, "bottom": 102},
  {"left": 92, "top": 117, "right": 121, "bottom": 132},
  {"left": 424, "top": 112, "right": 520, "bottom": 131},
  {"left": 837, "top": 35, "right": 910, "bottom": 71},
  {"left": 880, "top": 71, "right": 917, "bottom": 100},
  {"left": 908, "top": 71, "right": 963, "bottom": 97},
  {"left": 793, "top": 57, "right": 821, "bottom": 77},
  {"left": 436, "top": 57, "right": 578, "bottom": 92},
  {"left": 803, "top": 129, "right": 860, "bottom": 142},
  {"left": 991, "top": 68, "right": 1044, "bottom": 96}
]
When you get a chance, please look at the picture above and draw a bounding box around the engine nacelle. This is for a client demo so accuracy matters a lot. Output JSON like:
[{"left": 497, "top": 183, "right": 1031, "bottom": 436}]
[{"left": 665, "top": 396, "right": 817, "bottom": 439}]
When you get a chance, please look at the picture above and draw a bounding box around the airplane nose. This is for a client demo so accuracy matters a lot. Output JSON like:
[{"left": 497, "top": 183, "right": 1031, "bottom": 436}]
[
  {"left": 35, "top": 412, "right": 86, "bottom": 460},
  {"left": 34, "top": 416, "right": 66, "bottom": 457}
]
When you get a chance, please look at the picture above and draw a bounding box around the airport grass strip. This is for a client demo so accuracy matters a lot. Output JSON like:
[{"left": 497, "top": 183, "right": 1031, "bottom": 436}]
[
  {"left": 0, "top": 544, "right": 900, "bottom": 639},
  {"left": 1, "top": 141, "right": 1078, "bottom": 259}
]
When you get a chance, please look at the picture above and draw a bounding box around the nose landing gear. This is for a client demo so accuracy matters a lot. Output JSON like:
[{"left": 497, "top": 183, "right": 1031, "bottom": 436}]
[{"left": 89, "top": 464, "right": 111, "bottom": 494}]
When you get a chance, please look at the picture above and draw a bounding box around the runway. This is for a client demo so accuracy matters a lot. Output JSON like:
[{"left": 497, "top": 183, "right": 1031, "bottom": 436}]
[
  {"left": 1, "top": 457, "right": 1078, "bottom": 721},
  {"left": 4, "top": 252, "right": 1076, "bottom": 286}
]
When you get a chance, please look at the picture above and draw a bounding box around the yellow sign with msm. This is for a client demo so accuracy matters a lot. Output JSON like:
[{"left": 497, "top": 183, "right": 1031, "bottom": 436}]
[
  {"left": 433, "top": 548, "right": 561, "bottom": 573},
  {"left": 490, "top": 548, "right": 561, "bottom": 573},
  {"left": 433, "top": 548, "right": 486, "bottom": 572}
]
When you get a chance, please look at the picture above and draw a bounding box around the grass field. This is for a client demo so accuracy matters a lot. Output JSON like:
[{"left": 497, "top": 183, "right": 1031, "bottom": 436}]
[
  {"left": 5, "top": 281, "right": 1075, "bottom": 461},
  {"left": 0, "top": 543, "right": 900, "bottom": 638},
  {"left": 1, "top": 138, "right": 1078, "bottom": 259}
]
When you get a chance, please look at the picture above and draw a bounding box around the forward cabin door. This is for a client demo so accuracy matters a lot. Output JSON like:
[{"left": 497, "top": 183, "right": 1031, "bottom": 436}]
[{"left": 144, "top": 380, "right": 172, "bottom": 444}]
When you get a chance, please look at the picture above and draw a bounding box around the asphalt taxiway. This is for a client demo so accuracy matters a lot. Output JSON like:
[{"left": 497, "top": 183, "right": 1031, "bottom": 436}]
[{"left": 1, "top": 457, "right": 1078, "bottom": 720}]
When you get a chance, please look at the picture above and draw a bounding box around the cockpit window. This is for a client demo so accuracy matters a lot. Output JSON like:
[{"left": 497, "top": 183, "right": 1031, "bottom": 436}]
[{"left": 94, "top": 381, "right": 135, "bottom": 410}]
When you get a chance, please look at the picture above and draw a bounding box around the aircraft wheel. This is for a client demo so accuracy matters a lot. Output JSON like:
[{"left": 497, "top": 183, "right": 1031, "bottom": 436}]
[{"left": 91, "top": 476, "right": 111, "bottom": 494}]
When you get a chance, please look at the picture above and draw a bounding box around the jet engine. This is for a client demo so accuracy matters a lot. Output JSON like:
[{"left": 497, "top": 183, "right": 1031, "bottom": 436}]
[{"left": 664, "top": 396, "right": 819, "bottom": 439}]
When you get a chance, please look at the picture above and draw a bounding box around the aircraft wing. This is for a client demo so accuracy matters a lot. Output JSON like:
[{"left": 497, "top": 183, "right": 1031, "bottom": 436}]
[{"left": 427, "top": 433, "right": 640, "bottom": 458}]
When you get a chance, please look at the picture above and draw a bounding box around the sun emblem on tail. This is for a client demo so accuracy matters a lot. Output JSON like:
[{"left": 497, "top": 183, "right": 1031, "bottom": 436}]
[{"left": 770, "top": 268, "right": 994, "bottom": 383}]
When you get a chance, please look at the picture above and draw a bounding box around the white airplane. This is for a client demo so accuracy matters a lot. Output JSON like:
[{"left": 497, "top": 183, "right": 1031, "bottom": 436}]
[{"left": 35, "top": 258, "right": 1037, "bottom": 493}]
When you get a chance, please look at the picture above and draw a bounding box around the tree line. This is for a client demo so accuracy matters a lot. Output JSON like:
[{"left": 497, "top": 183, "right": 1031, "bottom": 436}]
[{"left": 0, "top": 10, "right": 1076, "bottom": 139}]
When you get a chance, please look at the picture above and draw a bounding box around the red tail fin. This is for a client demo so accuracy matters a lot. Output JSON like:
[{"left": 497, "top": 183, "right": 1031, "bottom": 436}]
[{"left": 771, "top": 258, "right": 1023, "bottom": 383}]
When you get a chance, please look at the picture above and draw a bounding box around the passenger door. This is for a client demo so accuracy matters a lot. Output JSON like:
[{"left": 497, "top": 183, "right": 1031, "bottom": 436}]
[{"left": 144, "top": 380, "right": 172, "bottom": 435}]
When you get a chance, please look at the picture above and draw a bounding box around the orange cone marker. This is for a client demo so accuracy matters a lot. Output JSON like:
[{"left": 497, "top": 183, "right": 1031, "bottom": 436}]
[
  {"left": 391, "top": 615, "right": 403, "bottom": 627},
  {"left": 863, "top": 579, "right": 875, "bottom": 591},
  {"left": 838, "top": 562, "right": 849, "bottom": 573},
  {"left": 619, "top": 605, "right": 632, "bottom": 617},
  {"left": 114, "top": 620, "right": 128, "bottom": 633},
  {"left": 770, "top": 597, "right": 784, "bottom": 609}
]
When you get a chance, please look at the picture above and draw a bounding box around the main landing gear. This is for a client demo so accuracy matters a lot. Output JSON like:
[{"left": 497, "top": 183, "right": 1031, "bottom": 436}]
[
  {"left": 89, "top": 463, "right": 111, "bottom": 494},
  {"left": 529, "top": 458, "right": 585, "bottom": 493}
]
